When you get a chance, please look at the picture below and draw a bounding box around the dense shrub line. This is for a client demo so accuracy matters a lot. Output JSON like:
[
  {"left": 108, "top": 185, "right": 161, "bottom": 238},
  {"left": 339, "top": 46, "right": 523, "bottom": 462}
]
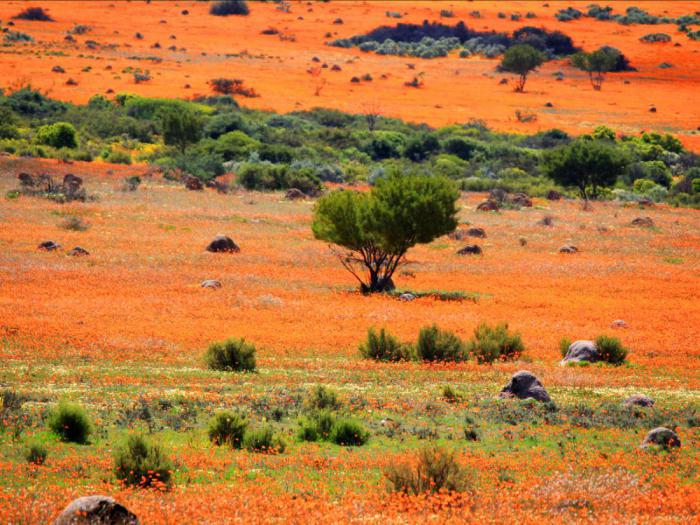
[
  {"left": 360, "top": 323, "right": 524, "bottom": 363},
  {"left": 330, "top": 21, "right": 578, "bottom": 59},
  {"left": 1, "top": 88, "right": 698, "bottom": 207}
]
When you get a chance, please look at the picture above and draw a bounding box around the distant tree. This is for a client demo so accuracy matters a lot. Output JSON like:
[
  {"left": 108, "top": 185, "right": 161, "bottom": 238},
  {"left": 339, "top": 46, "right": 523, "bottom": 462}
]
[
  {"left": 210, "top": 0, "right": 249, "bottom": 17},
  {"left": 13, "top": 7, "right": 53, "bottom": 21},
  {"left": 159, "top": 107, "right": 201, "bottom": 153},
  {"left": 312, "top": 174, "right": 459, "bottom": 292},
  {"left": 499, "top": 44, "right": 546, "bottom": 92},
  {"left": 360, "top": 102, "right": 383, "bottom": 131},
  {"left": 571, "top": 48, "right": 618, "bottom": 90},
  {"left": 542, "top": 139, "right": 629, "bottom": 208}
]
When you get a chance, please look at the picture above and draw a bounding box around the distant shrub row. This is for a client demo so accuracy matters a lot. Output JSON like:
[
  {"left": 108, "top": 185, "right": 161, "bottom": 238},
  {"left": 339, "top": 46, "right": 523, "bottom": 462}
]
[
  {"left": 360, "top": 323, "right": 524, "bottom": 364},
  {"left": 331, "top": 21, "right": 578, "bottom": 59}
]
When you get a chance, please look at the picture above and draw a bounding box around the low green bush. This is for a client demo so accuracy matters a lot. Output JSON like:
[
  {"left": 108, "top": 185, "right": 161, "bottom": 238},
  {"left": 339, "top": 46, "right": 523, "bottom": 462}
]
[
  {"left": 208, "top": 411, "right": 247, "bottom": 448},
  {"left": 304, "top": 385, "right": 342, "bottom": 411},
  {"left": 466, "top": 322, "right": 524, "bottom": 363},
  {"left": 595, "top": 335, "right": 628, "bottom": 365},
  {"left": 359, "top": 327, "right": 411, "bottom": 361},
  {"left": 384, "top": 446, "right": 472, "bottom": 494},
  {"left": 25, "top": 441, "right": 48, "bottom": 465},
  {"left": 205, "top": 338, "right": 256, "bottom": 372},
  {"left": 243, "top": 426, "right": 286, "bottom": 453},
  {"left": 114, "top": 434, "right": 173, "bottom": 489},
  {"left": 330, "top": 418, "right": 370, "bottom": 446},
  {"left": 47, "top": 402, "right": 92, "bottom": 444},
  {"left": 297, "top": 409, "right": 336, "bottom": 442},
  {"left": 416, "top": 325, "right": 466, "bottom": 362}
]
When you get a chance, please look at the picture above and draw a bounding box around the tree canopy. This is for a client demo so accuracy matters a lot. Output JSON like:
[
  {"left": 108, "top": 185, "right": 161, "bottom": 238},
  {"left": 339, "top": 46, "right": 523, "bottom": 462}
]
[
  {"left": 571, "top": 48, "right": 619, "bottom": 90},
  {"left": 542, "top": 138, "right": 629, "bottom": 206},
  {"left": 499, "top": 44, "right": 546, "bottom": 92},
  {"left": 312, "top": 174, "right": 459, "bottom": 292}
]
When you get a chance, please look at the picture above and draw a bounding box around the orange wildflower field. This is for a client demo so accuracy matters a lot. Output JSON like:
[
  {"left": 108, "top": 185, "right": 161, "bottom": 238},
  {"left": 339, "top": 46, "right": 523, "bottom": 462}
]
[
  {"left": 0, "top": 1, "right": 698, "bottom": 523},
  {"left": 0, "top": 0, "right": 698, "bottom": 149},
  {"left": 0, "top": 157, "right": 698, "bottom": 523}
]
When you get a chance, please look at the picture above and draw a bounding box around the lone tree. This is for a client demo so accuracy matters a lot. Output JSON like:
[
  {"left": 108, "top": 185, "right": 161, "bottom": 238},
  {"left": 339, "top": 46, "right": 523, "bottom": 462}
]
[
  {"left": 499, "top": 44, "right": 546, "bottom": 92},
  {"left": 571, "top": 47, "right": 618, "bottom": 90},
  {"left": 312, "top": 174, "right": 459, "bottom": 293},
  {"left": 542, "top": 139, "right": 629, "bottom": 208},
  {"left": 159, "top": 107, "right": 201, "bottom": 153}
]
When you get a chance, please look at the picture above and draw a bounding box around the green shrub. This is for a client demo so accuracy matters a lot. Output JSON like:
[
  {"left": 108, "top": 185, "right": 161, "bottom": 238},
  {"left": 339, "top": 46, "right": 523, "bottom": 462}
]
[
  {"left": 595, "top": 335, "right": 628, "bottom": 365},
  {"left": 36, "top": 122, "right": 78, "bottom": 149},
  {"left": 204, "top": 338, "right": 256, "bottom": 372},
  {"left": 466, "top": 322, "right": 524, "bottom": 363},
  {"left": 114, "top": 434, "right": 173, "bottom": 489},
  {"left": 243, "top": 426, "right": 286, "bottom": 453},
  {"left": 47, "top": 402, "right": 92, "bottom": 444},
  {"left": 359, "top": 327, "right": 411, "bottom": 361},
  {"left": 25, "top": 441, "right": 48, "bottom": 465},
  {"left": 415, "top": 325, "right": 466, "bottom": 362},
  {"left": 384, "top": 446, "right": 472, "bottom": 494},
  {"left": 208, "top": 411, "right": 247, "bottom": 448},
  {"left": 305, "top": 385, "right": 341, "bottom": 411},
  {"left": 106, "top": 150, "right": 132, "bottom": 165},
  {"left": 442, "top": 385, "right": 462, "bottom": 403},
  {"left": 330, "top": 418, "right": 370, "bottom": 446},
  {"left": 559, "top": 338, "right": 572, "bottom": 358},
  {"left": 297, "top": 409, "right": 336, "bottom": 442}
]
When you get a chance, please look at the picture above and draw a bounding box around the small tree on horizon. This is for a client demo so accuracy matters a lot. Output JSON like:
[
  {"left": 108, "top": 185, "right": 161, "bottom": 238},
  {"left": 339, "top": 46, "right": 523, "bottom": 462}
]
[
  {"left": 312, "top": 174, "right": 459, "bottom": 293},
  {"left": 571, "top": 48, "right": 618, "bottom": 90},
  {"left": 542, "top": 138, "right": 629, "bottom": 208},
  {"left": 499, "top": 44, "right": 546, "bottom": 92}
]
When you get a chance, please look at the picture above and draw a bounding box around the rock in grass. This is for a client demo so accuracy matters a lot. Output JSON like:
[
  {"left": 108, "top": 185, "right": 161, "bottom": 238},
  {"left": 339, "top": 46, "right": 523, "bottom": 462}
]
[
  {"left": 641, "top": 427, "right": 680, "bottom": 449},
  {"left": 285, "top": 188, "right": 306, "bottom": 200},
  {"left": 623, "top": 393, "right": 654, "bottom": 407},
  {"left": 631, "top": 216, "right": 654, "bottom": 227},
  {"left": 476, "top": 199, "right": 499, "bottom": 212},
  {"left": 206, "top": 235, "right": 239, "bottom": 253},
  {"left": 457, "top": 244, "right": 482, "bottom": 255},
  {"left": 67, "top": 246, "right": 89, "bottom": 257},
  {"left": 398, "top": 292, "right": 415, "bottom": 302},
  {"left": 467, "top": 227, "right": 486, "bottom": 238},
  {"left": 561, "top": 340, "right": 599, "bottom": 364},
  {"left": 54, "top": 495, "right": 139, "bottom": 525},
  {"left": 559, "top": 244, "right": 578, "bottom": 254},
  {"left": 201, "top": 279, "right": 222, "bottom": 289},
  {"left": 499, "top": 371, "right": 551, "bottom": 402},
  {"left": 38, "top": 240, "right": 61, "bottom": 251},
  {"left": 611, "top": 319, "right": 628, "bottom": 329}
]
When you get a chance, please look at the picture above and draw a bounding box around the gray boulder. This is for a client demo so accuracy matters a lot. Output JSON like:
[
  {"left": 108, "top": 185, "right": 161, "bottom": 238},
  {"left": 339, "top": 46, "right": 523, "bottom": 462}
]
[
  {"left": 499, "top": 371, "right": 551, "bottom": 402},
  {"left": 476, "top": 199, "right": 499, "bottom": 212},
  {"left": 559, "top": 244, "right": 578, "bottom": 254},
  {"left": 561, "top": 340, "right": 600, "bottom": 364},
  {"left": 623, "top": 393, "right": 654, "bottom": 408},
  {"left": 201, "top": 279, "right": 222, "bottom": 289},
  {"left": 467, "top": 227, "right": 486, "bottom": 238},
  {"left": 54, "top": 495, "right": 139, "bottom": 525},
  {"left": 398, "top": 292, "right": 415, "bottom": 302},
  {"left": 38, "top": 240, "right": 61, "bottom": 251},
  {"left": 611, "top": 319, "right": 628, "bottom": 329},
  {"left": 457, "top": 244, "right": 482, "bottom": 255},
  {"left": 206, "top": 235, "right": 239, "bottom": 253},
  {"left": 641, "top": 427, "right": 680, "bottom": 449},
  {"left": 67, "top": 246, "right": 89, "bottom": 257}
]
